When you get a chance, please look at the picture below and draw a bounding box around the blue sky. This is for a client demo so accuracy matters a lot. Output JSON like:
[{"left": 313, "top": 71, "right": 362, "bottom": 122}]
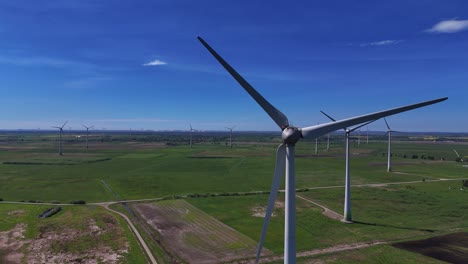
[{"left": 0, "top": 0, "right": 467, "bottom": 132}]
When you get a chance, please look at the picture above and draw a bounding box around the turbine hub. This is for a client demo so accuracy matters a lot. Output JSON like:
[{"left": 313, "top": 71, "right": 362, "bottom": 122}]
[{"left": 282, "top": 126, "right": 302, "bottom": 145}]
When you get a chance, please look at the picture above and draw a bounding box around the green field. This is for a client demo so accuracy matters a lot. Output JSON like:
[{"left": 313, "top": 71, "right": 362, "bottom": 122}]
[{"left": 1, "top": 132, "right": 468, "bottom": 263}]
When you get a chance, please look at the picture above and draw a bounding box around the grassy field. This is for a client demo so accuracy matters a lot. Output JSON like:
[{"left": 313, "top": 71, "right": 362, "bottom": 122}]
[
  {"left": 1, "top": 137, "right": 467, "bottom": 203},
  {"left": 1, "top": 132, "right": 468, "bottom": 263}
]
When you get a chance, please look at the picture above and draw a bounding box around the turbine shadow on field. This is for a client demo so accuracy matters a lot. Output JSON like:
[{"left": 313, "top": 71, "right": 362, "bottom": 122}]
[{"left": 353, "top": 220, "right": 437, "bottom": 233}]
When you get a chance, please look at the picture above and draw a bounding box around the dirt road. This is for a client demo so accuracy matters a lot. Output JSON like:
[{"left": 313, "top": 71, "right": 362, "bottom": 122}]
[{"left": 102, "top": 204, "right": 158, "bottom": 264}]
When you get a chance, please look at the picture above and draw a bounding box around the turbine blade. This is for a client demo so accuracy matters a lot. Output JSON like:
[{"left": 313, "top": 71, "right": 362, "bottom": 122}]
[
  {"left": 301, "top": 97, "right": 447, "bottom": 139},
  {"left": 82, "top": 124, "right": 88, "bottom": 129},
  {"left": 384, "top": 118, "right": 391, "bottom": 130},
  {"left": 349, "top": 119, "right": 376, "bottom": 132},
  {"left": 61, "top": 120, "right": 68, "bottom": 129},
  {"left": 52, "top": 126, "right": 60, "bottom": 129},
  {"left": 320, "top": 110, "right": 337, "bottom": 122},
  {"left": 256, "top": 143, "right": 286, "bottom": 263},
  {"left": 198, "top": 36, "right": 289, "bottom": 129}
]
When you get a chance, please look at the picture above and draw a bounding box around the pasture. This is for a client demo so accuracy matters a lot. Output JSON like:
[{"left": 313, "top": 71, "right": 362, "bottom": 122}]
[{"left": 1, "top": 131, "right": 467, "bottom": 263}]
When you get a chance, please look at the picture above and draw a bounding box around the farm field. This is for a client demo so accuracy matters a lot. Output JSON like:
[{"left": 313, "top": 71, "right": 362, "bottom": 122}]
[{"left": 1, "top": 131, "right": 468, "bottom": 263}]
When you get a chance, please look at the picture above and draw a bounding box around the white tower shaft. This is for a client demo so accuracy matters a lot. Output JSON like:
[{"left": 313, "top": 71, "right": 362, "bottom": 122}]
[
  {"left": 387, "top": 131, "right": 392, "bottom": 172},
  {"left": 284, "top": 144, "right": 296, "bottom": 264}
]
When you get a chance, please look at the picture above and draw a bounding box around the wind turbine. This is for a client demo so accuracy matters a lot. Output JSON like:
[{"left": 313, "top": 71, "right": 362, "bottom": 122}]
[
  {"left": 189, "top": 123, "right": 197, "bottom": 149},
  {"left": 366, "top": 126, "right": 369, "bottom": 144},
  {"left": 82, "top": 124, "right": 94, "bottom": 149},
  {"left": 384, "top": 118, "right": 394, "bottom": 172},
  {"left": 226, "top": 125, "right": 236, "bottom": 148},
  {"left": 197, "top": 36, "right": 447, "bottom": 264},
  {"left": 358, "top": 129, "right": 361, "bottom": 146},
  {"left": 315, "top": 138, "right": 318, "bottom": 155},
  {"left": 52, "top": 121, "right": 68, "bottom": 156},
  {"left": 326, "top": 133, "right": 330, "bottom": 152},
  {"left": 321, "top": 111, "right": 375, "bottom": 223}
]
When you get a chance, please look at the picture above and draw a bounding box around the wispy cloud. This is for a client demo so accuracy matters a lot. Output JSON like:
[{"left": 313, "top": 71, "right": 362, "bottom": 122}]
[
  {"left": 359, "top": 40, "right": 403, "bottom": 47},
  {"left": 0, "top": 55, "right": 95, "bottom": 68},
  {"left": 93, "top": 118, "right": 177, "bottom": 123},
  {"left": 426, "top": 19, "right": 468, "bottom": 33},
  {"left": 142, "top": 59, "right": 167, "bottom": 66}
]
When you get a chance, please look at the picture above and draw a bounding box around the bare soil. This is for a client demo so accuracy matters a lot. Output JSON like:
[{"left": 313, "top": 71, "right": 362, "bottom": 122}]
[
  {"left": 393, "top": 232, "right": 468, "bottom": 264},
  {"left": 251, "top": 200, "right": 284, "bottom": 218},
  {"left": 0, "top": 215, "right": 129, "bottom": 264},
  {"left": 0, "top": 224, "right": 27, "bottom": 264},
  {"left": 133, "top": 200, "right": 265, "bottom": 264}
]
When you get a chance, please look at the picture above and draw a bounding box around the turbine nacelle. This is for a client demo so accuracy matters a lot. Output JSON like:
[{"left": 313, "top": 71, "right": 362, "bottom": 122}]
[{"left": 282, "top": 126, "right": 302, "bottom": 144}]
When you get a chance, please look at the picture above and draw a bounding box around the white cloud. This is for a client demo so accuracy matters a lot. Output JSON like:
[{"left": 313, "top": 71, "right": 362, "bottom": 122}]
[
  {"left": 426, "top": 19, "right": 468, "bottom": 33},
  {"left": 142, "top": 59, "right": 167, "bottom": 66},
  {"left": 360, "top": 40, "right": 402, "bottom": 47}
]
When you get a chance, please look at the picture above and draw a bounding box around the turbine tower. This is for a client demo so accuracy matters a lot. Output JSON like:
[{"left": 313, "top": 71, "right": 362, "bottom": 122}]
[
  {"left": 226, "top": 125, "right": 236, "bottom": 148},
  {"left": 52, "top": 121, "right": 68, "bottom": 156},
  {"left": 366, "top": 126, "right": 369, "bottom": 144},
  {"left": 82, "top": 124, "right": 94, "bottom": 149},
  {"left": 358, "top": 129, "right": 361, "bottom": 146},
  {"left": 321, "top": 111, "right": 375, "bottom": 223},
  {"left": 315, "top": 137, "right": 318, "bottom": 155},
  {"left": 198, "top": 36, "right": 447, "bottom": 264},
  {"left": 189, "top": 123, "right": 196, "bottom": 149},
  {"left": 327, "top": 133, "right": 330, "bottom": 152},
  {"left": 384, "top": 118, "right": 393, "bottom": 172}
]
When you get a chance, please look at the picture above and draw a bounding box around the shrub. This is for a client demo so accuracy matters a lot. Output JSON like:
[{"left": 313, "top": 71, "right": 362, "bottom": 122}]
[{"left": 69, "top": 200, "right": 86, "bottom": 204}]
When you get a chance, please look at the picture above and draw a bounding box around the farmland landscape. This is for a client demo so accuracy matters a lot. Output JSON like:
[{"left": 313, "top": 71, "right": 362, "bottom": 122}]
[{"left": 1, "top": 131, "right": 467, "bottom": 263}]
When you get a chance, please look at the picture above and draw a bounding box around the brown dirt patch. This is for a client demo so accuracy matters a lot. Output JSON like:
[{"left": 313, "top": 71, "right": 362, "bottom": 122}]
[
  {"left": 133, "top": 200, "right": 266, "bottom": 263},
  {"left": 27, "top": 216, "right": 129, "bottom": 264},
  {"left": 393, "top": 232, "right": 468, "bottom": 264},
  {"left": 251, "top": 200, "right": 285, "bottom": 218},
  {"left": 7, "top": 210, "right": 25, "bottom": 216},
  {"left": 0, "top": 223, "right": 27, "bottom": 264}
]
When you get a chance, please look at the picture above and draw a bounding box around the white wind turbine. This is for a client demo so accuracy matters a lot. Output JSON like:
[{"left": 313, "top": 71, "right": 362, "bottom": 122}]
[
  {"left": 358, "top": 129, "right": 361, "bottom": 146},
  {"left": 197, "top": 36, "right": 447, "bottom": 264},
  {"left": 52, "top": 121, "right": 68, "bottom": 156},
  {"left": 226, "top": 125, "right": 236, "bottom": 148},
  {"left": 82, "top": 124, "right": 94, "bottom": 149},
  {"left": 189, "top": 123, "right": 197, "bottom": 149},
  {"left": 321, "top": 111, "right": 375, "bottom": 223},
  {"left": 384, "top": 118, "right": 395, "bottom": 172},
  {"left": 366, "top": 126, "right": 369, "bottom": 144}
]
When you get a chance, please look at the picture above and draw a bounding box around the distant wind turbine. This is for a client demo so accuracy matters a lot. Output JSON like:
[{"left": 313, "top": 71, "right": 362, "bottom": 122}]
[
  {"left": 189, "top": 123, "right": 197, "bottom": 148},
  {"left": 384, "top": 118, "right": 396, "bottom": 172},
  {"left": 366, "top": 126, "right": 369, "bottom": 144},
  {"left": 321, "top": 111, "right": 375, "bottom": 223},
  {"left": 327, "top": 133, "right": 330, "bottom": 151},
  {"left": 358, "top": 129, "right": 361, "bottom": 146},
  {"left": 82, "top": 124, "right": 94, "bottom": 149},
  {"left": 198, "top": 36, "right": 447, "bottom": 264},
  {"left": 226, "top": 125, "right": 236, "bottom": 148},
  {"left": 52, "top": 121, "right": 68, "bottom": 156}
]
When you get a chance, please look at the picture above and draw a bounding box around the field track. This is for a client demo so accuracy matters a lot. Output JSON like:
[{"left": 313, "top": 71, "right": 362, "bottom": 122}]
[{"left": 102, "top": 204, "right": 158, "bottom": 264}]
